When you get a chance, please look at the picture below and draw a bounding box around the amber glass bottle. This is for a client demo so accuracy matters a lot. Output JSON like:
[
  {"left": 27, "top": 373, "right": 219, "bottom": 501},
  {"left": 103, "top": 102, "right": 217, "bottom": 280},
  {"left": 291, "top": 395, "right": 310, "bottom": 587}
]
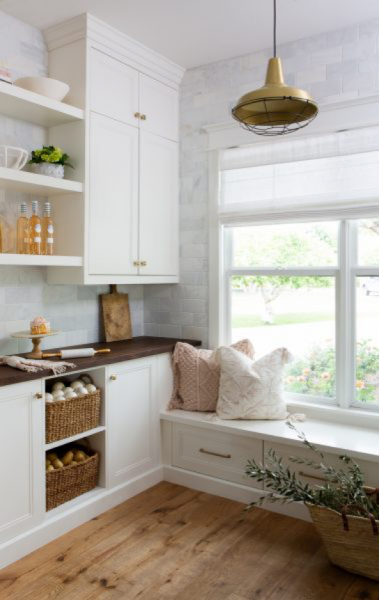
[
  {"left": 30, "top": 200, "right": 41, "bottom": 255},
  {"left": 41, "top": 202, "right": 54, "bottom": 255},
  {"left": 17, "top": 202, "right": 29, "bottom": 254}
]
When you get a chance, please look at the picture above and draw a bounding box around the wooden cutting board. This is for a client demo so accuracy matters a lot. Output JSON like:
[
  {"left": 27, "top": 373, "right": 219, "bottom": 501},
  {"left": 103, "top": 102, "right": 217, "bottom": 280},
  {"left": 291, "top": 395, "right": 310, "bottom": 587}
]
[{"left": 101, "top": 285, "right": 133, "bottom": 342}]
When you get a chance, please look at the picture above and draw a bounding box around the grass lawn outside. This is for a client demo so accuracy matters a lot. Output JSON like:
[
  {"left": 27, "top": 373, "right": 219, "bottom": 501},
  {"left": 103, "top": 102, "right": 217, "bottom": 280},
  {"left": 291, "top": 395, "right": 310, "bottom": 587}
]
[{"left": 232, "top": 312, "right": 334, "bottom": 328}]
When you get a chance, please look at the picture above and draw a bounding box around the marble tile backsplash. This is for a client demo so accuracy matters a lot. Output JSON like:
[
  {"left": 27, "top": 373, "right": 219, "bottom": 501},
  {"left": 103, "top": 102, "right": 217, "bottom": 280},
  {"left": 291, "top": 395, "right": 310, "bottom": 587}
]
[
  {"left": 144, "top": 17, "right": 379, "bottom": 348},
  {"left": 0, "top": 10, "right": 144, "bottom": 355},
  {"left": 0, "top": 269, "right": 144, "bottom": 355}
]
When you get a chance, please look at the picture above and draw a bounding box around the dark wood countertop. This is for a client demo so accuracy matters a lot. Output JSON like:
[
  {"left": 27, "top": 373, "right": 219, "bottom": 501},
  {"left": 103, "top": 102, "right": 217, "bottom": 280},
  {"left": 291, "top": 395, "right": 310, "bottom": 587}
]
[{"left": 0, "top": 336, "right": 201, "bottom": 387}]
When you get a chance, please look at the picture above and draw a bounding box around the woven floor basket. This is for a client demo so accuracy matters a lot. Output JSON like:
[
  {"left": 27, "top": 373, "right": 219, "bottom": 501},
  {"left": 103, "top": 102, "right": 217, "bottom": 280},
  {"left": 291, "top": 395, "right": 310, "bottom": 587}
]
[
  {"left": 307, "top": 503, "right": 379, "bottom": 581},
  {"left": 46, "top": 390, "right": 101, "bottom": 443},
  {"left": 46, "top": 452, "right": 99, "bottom": 511}
]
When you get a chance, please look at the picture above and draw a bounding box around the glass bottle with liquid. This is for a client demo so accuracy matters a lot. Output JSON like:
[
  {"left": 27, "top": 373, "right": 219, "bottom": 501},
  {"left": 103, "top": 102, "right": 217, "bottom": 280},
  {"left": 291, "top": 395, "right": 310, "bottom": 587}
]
[
  {"left": 41, "top": 201, "right": 54, "bottom": 256},
  {"left": 17, "top": 202, "right": 29, "bottom": 254},
  {"left": 0, "top": 217, "right": 3, "bottom": 253},
  {"left": 0, "top": 216, "right": 14, "bottom": 254},
  {"left": 30, "top": 200, "right": 41, "bottom": 255}
]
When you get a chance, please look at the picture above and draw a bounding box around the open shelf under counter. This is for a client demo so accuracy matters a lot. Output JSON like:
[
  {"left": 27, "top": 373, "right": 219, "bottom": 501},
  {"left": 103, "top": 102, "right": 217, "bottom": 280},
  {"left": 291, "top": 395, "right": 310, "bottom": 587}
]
[
  {"left": 45, "top": 426, "right": 106, "bottom": 452},
  {"left": 0, "top": 254, "right": 83, "bottom": 267},
  {"left": 0, "top": 167, "right": 83, "bottom": 196},
  {"left": 0, "top": 81, "right": 84, "bottom": 126}
]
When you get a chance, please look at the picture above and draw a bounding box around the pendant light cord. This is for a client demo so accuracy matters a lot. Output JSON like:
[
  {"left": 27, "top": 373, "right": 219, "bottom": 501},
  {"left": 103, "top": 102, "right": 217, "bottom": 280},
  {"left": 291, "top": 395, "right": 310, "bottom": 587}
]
[{"left": 273, "top": 0, "right": 277, "bottom": 57}]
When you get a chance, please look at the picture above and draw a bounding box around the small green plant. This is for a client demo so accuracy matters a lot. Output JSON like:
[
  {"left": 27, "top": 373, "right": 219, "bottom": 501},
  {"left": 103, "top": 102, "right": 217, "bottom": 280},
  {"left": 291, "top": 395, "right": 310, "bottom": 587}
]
[
  {"left": 28, "top": 145, "right": 73, "bottom": 168},
  {"left": 245, "top": 422, "right": 379, "bottom": 519}
]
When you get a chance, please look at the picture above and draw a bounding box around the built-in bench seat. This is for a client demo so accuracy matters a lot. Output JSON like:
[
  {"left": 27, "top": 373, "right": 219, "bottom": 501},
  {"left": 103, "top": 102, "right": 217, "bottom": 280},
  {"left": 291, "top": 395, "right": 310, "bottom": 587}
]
[{"left": 160, "top": 409, "right": 379, "bottom": 521}]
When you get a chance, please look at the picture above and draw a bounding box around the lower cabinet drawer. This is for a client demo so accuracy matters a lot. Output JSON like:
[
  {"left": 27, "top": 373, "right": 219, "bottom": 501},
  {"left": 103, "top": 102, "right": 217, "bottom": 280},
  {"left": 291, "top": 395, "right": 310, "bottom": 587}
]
[
  {"left": 172, "top": 423, "right": 263, "bottom": 488},
  {"left": 264, "top": 442, "right": 379, "bottom": 490}
]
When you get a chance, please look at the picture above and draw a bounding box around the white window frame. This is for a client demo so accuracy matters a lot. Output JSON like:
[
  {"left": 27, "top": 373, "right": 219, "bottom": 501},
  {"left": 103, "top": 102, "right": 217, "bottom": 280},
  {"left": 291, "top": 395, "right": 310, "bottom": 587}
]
[
  {"left": 223, "top": 218, "right": 379, "bottom": 412},
  {"left": 207, "top": 94, "right": 379, "bottom": 420}
]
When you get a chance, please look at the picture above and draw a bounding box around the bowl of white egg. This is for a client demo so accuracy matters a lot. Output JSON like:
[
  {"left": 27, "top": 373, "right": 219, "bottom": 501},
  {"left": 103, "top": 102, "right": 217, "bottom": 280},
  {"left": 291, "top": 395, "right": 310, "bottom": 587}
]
[{"left": 45, "top": 374, "right": 98, "bottom": 402}]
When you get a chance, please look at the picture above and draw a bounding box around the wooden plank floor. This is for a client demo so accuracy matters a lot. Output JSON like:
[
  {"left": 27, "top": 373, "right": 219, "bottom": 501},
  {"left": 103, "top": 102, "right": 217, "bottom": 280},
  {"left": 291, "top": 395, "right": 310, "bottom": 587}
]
[{"left": 1, "top": 482, "right": 379, "bottom": 600}]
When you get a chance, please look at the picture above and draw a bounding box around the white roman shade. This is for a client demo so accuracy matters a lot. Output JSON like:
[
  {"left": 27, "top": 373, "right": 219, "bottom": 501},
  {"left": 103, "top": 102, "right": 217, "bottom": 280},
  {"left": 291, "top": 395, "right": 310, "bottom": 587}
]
[{"left": 219, "top": 126, "right": 379, "bottom": 222}]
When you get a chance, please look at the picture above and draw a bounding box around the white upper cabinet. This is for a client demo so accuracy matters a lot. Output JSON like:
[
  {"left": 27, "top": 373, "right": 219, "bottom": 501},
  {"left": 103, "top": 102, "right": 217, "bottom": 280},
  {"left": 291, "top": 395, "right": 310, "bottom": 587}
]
[
  {"left": 139, "top": 74, "right": 179, "bottom": 142},
  {"left": 139, "top": 131, "right": 179, "bottom": 276},
  {"left": 90, "top": 48, "right": 139, "bottom": 127},
  {"left": 88, "top": 112, "right": 139, "bottom": 276},
  {"left": 45, "top": 14, "right": 185, "bottom": 285}
]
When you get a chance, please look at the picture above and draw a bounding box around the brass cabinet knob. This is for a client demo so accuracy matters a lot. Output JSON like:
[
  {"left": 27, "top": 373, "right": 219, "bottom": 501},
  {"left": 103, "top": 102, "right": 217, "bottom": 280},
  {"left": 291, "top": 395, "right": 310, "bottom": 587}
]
[
  {"left": 110, "top": 375, "right": 117, "bottom": 381},
  {"left": 35, "top": 393, "right": 43, "bottom": 399},
  {"left": 133, "top": 261, "right": 140, "bottom": 267},
  {"left": 140, "top": 114, "right": 147, "bottom": 120},
  {"left": 134, "top": 112, "right": 141, "bottom": 119},
  {"left": 140, "top": 261, "right": 147, "bottom": 267}
]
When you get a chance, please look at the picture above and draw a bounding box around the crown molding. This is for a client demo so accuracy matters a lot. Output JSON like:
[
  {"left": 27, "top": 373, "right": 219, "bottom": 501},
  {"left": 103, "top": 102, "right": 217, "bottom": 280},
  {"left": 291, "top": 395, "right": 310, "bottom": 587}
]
[{"left": 44, "top": 13, "right": 185, "bottom": 89}]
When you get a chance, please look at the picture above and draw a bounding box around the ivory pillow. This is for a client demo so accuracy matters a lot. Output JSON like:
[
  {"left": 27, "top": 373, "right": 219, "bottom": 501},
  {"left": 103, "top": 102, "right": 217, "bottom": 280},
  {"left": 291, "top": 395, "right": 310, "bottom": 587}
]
[
  {"left": 168, "top": 339, "right": 254, "bottom": 412},
  {"left": 216, "top": 346, "right": 292, "bottom": 420}
]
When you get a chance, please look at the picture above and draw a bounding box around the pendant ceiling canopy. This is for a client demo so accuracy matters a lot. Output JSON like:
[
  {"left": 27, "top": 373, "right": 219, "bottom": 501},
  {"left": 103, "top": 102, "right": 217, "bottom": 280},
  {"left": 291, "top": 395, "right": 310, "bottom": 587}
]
[{"left": 232, "top": 0, "right": 318, "bottom": 136}]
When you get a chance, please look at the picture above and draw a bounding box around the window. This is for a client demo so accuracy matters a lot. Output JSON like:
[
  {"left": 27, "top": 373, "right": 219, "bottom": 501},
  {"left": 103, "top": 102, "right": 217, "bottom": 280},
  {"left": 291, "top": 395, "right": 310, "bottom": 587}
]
[
  {"left": 224, "top": 219, "right": 379, "bottom": 409},
  {"left": 215, "top": 125, "right": 379, "bottom": 412}
]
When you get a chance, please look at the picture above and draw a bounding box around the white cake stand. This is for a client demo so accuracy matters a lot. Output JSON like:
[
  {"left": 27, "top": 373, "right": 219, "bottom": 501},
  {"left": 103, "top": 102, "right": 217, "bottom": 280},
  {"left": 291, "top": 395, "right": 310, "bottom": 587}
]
[{"left": 11, "top": 330, "right": 61, "bottom": 359}]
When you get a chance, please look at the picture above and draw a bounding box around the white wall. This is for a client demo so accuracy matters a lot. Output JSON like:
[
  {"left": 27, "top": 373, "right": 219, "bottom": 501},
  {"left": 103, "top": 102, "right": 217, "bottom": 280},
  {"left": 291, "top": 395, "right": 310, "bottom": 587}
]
[
  {"left": 0, "top": 10, "right": 144, "bottom": 355},
  {"left": 144, "top": 18, "right": 379, "bottom": 347}
]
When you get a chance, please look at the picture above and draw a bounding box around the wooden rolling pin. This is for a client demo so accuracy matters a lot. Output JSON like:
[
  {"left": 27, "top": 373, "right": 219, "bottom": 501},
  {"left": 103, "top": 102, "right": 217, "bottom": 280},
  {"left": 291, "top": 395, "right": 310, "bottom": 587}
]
[{"left": 42, "top": 348, "right": 111, "bottom": 359}]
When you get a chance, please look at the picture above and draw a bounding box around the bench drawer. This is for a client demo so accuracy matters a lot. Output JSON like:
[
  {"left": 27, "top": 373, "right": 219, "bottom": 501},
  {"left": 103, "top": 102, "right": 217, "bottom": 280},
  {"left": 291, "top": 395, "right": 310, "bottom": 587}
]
[
  {"left": 172, "top": 423, "right": 263, "bottom": 488},
  {"left": 264, "top": 441, "right": 379, "bottom": 490}
]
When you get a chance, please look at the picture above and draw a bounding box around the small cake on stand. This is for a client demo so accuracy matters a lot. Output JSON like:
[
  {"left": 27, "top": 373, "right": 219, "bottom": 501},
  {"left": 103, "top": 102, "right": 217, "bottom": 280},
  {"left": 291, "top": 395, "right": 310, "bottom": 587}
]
[{"left": 12, "top": 317, "right": 60, "bottom": 359}]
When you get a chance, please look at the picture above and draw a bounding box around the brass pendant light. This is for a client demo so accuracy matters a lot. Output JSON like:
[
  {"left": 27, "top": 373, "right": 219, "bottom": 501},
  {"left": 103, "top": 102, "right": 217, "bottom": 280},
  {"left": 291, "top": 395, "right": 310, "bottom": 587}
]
[{"left": 232, "top": 0, "right": 318, "bottom": 136}]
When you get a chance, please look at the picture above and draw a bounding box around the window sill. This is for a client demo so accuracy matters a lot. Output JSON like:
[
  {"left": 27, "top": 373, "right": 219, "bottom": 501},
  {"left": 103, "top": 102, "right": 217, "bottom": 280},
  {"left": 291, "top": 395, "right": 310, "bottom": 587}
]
[{"left": 287, "top": 399, "right": 379, "bottom": 429}]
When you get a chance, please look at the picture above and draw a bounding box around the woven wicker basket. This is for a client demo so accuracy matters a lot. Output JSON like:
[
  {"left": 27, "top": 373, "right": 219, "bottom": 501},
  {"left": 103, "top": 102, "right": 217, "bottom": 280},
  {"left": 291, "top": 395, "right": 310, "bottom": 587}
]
[
  {"left": 46, "top": 389, "right": 101, "bottom": 443},
  {"left": 307, "top": 497, "right": 379, "bottom": 581},
  {"left": 46, "top": 451, "right": 99, "bottom": 511}
]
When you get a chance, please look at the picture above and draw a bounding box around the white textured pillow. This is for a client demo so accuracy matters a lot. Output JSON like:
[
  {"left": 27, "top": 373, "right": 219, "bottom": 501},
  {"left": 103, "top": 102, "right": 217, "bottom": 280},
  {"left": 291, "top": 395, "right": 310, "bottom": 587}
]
[{"left": 216, "top": 346, "right": 292, "bottom": 420}]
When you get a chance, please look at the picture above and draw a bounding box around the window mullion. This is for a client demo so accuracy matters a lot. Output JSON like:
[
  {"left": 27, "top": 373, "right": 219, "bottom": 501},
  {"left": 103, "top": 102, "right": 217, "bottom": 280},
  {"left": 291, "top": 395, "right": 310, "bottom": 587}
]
[
  {"left": 337, "top": 221, "right": 356, "bottom": 409},
  {"left": 223, "top": 228, "right": 233, "bottom": 346}
]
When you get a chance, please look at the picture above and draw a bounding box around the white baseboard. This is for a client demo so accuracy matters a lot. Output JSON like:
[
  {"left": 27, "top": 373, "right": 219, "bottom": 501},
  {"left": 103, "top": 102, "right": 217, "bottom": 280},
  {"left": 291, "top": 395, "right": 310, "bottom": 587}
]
[
  {"left": 0, "top": 465, "right": 311, "bottom": 570},
  {"left": 163, "top": 465, "right": 311, "bottom": 522},
  {"left": 0, "top": 466, "right": 164, "bottom": 570}
]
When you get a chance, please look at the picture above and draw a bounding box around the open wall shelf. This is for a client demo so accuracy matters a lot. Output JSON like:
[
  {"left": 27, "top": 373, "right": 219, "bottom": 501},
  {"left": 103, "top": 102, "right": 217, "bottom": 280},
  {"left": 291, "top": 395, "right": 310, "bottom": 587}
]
[
  {"left": 0, "top": 167, "right": 83, "bottom": 196},
  {"left": 0, "top": 254, "right": 83, "bottom": 267},
  {"left": 0, "top": 81, "right": 84, "bottom": 126}
]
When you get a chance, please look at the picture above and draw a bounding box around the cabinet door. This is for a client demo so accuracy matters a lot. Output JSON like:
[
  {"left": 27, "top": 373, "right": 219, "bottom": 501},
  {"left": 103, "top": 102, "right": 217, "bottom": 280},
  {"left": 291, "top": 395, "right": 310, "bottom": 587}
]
[
  {"left": 139, "top": 73, "right": 179, "bottom": 141},
  {"left": 90, "top": 48, "right": 139, "bottom": 127},
  {"left": 107, "top": 357, "right": 158, "bottom": 488},
  {"left": 88, "top": 112, "right": 139, "bottom": 276},
  {"left": 139, "top": 131, "right": 179, "bottom": 276},
  {"left": 0, "top": 381, "right": 44, "bottom": 544}
]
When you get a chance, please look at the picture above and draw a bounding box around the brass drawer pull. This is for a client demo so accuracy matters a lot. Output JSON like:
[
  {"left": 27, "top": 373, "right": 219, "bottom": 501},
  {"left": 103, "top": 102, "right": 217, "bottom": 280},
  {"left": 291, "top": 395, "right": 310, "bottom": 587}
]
[
  {"left": 110, "top": 375, "right": 117, "bottom": 381},
  {"left": 140, "top": 261, "right": 147, "bottom": 267},
  {"left": 133, "top": 261, "right": 140, "bottom": 267},
  {"left": 140, "top": 114, "right": 147, "bottom": 120},
  {"left": 134, "top": 112, "right": 141, "bottom": 119},
  {"left": 299, "top": 470, "right": 328, "bottom": 483},
  {"left": 35, "top": 393, "right": 43, "bottom": 399},
  {"left": 199, "top": 448, "right": 231, "bottom": 459}
]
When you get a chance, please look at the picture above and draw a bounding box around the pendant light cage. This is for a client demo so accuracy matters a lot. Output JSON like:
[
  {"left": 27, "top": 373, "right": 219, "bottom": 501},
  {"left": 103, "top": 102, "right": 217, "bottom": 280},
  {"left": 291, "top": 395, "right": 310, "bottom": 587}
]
[
  {"left": 232, "top": 96, "right": 319, "bottom": 136},
  {"left": 231, "top": 0, "right": 318, "bottom": 136}
]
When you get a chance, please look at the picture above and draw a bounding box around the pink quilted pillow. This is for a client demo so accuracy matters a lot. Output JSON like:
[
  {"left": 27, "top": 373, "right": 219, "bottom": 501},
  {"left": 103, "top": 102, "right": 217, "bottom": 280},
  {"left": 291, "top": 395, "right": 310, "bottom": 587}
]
[{"left": 168, "top": 339, "right": 255, "bottom": 412}]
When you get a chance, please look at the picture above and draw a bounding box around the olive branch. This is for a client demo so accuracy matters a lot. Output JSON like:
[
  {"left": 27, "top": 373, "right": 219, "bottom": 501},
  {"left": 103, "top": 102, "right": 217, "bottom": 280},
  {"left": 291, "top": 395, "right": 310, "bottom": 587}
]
[{"left": 245, "top": 422, "right": 379, "bottom": 519}]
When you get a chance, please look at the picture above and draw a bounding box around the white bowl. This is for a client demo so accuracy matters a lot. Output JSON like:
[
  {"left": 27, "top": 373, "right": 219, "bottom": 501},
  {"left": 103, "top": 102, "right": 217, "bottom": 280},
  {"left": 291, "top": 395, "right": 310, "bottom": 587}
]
[
  {"left": 14, "top": 77, "right": 70, "bottom": 102},
  {"left": 0, "top": 145, "right": 28, "bottom": 170}
]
